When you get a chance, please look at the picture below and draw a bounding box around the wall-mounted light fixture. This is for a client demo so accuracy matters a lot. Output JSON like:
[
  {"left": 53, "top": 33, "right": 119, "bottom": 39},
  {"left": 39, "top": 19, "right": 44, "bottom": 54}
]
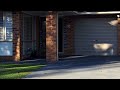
[
  {"left": 117, "top": 15, "right": 120, "bottom": 18},
  {"left": 117, "top": 15, "right": 120, "bottom": 24}
]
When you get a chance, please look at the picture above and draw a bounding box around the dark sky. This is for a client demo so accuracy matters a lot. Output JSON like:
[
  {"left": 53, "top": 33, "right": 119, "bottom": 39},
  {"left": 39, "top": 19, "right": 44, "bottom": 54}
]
[{"left": 0, "top": 0, "right": 119, "bottom": 11}]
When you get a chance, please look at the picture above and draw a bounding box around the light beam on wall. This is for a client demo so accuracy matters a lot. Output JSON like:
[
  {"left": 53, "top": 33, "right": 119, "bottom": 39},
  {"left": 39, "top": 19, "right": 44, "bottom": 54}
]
[{"left": 108, "top": 20, "right": 118, "bottom": 26}]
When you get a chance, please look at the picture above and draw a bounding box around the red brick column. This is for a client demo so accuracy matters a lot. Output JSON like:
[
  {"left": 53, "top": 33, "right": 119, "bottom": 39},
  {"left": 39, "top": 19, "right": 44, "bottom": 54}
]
[
  {"left": 117, "top": 18, "right": 120, "bottom": 55},
  {"left": 46, "top": 11, "right": 58, "bottom": 62},
  {"left": 63, "top": 16, "right": 75, "bottom": 56},
  {"left": 13, "top": 12, "right": 23, "bottom": 61}
]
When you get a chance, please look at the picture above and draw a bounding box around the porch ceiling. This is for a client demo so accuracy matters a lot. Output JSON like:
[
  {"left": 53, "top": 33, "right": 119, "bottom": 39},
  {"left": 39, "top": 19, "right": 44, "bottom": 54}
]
[
  {"left": 22, "top": 11, "right": 78, "bottom": 17},
  {"left": 22, "top": 11, "right": 120, "bottom": 17},
  {"left": 22, "top": 11, "right": 48, "bottom": 16}
]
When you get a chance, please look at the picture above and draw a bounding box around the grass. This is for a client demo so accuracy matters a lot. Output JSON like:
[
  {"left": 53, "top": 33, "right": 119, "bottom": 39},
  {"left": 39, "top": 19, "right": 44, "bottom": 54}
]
[{"left": 0, "top": 63, "right": 45, "bottom": 79}]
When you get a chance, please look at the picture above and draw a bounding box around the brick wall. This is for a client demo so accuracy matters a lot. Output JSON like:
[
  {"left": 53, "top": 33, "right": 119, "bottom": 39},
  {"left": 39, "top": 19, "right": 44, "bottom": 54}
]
[
  {"left": 63, "top": 16, "right": 75, "bottom": 56},
  {"left": 12, "top": 11, "right": 23, "bottom": 61},
  {"left": 0, "top": 56, "right": 13, "bottom": 61},
  {"left": 46, "top": 11, "right": 58, "bottom": 62},
  {"left": 0, "top": 11, "right": 23, "bottom": 61}
]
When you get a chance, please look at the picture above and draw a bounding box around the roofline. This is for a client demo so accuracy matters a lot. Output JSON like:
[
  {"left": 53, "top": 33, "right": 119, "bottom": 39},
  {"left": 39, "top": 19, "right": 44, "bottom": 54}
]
[{"left": 73, "top": 11, "right": 120, "bottom": 15}]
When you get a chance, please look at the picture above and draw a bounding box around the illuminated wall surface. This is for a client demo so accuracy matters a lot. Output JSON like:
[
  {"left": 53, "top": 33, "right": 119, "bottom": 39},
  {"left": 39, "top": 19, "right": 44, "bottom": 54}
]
[{"left": 46, "top": 11, "right": 58, "bottom": 61}]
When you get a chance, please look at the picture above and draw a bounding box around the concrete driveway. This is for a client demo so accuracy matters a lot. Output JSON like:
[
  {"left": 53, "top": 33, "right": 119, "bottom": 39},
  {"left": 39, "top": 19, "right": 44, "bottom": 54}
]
[{"left": 23, "top": 56, "right": 120, "bottom": 79}]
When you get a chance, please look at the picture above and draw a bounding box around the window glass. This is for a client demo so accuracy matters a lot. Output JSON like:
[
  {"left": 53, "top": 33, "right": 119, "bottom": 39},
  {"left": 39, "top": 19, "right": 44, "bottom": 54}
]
[
  {"left": 0, "top": 12, "right": 4, "bottom": 41},
  {"left": 0, "top": 12, "right": 13, "bottom": 56},
  {"left": 0, "top": 27, "right": 4, "bottom": 41},
  {"left": 5, "top": 12, "right": 13, "bottom": 41}
]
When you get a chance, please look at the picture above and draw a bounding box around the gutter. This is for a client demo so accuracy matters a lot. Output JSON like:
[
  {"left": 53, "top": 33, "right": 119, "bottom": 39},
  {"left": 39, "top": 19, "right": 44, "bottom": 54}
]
[{"left": 73, "top": 11, "right": 120, "bottom": 15}]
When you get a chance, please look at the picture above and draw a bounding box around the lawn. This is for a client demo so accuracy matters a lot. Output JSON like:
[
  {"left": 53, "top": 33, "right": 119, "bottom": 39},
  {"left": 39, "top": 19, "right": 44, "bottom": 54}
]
[{"left": 0, "top": 63, "right": 45, "bottom": 79}]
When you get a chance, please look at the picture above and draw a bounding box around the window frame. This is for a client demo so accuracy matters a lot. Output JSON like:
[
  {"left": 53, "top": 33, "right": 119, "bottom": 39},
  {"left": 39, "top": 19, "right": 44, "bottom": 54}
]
[
  {"left": 0, "top": 12, "right": 13, "bottom": 42},
  {"left": 22, "top": 13, "right": 36, "bottom": 55},
  {"left": 0, "top": 11, "right": 13, "bottom": 56}
]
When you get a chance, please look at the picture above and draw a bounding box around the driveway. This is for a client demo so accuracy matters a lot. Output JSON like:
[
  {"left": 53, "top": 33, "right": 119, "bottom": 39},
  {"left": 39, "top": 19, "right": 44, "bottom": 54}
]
[{"left": 23, "top": 56, "right": 120, "bottom": 79}]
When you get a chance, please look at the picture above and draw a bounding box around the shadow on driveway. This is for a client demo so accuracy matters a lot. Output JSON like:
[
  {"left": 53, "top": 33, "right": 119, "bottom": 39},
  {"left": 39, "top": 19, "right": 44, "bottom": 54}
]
[{"left": 24, "top": 56, "right": 120, "bottom": 79}]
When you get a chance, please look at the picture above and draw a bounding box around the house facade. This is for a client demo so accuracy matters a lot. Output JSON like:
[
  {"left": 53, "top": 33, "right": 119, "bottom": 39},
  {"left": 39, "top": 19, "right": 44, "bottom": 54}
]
[{"left": 0, "top": 11, "right": 120, "bottom": 62}]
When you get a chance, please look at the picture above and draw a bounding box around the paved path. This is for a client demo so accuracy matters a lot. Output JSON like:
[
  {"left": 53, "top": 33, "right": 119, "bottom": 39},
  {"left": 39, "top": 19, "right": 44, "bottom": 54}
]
[{"left": 23, "top": 56, "right": 120, "bottom": 79}]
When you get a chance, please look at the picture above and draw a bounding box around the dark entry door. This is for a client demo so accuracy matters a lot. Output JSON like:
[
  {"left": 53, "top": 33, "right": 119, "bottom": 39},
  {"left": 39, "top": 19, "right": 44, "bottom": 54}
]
[
  {"left": 39, "top": 17, "right": 46, "bottom": 58},
  {"left": 58, "top": 17, "right": 63, "bottom": 53}
]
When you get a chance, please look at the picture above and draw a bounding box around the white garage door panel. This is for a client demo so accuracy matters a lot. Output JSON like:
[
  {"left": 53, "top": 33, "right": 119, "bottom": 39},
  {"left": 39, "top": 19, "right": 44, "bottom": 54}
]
[{"left": 74, "top": 18, "right": 117, "bottom": 56}]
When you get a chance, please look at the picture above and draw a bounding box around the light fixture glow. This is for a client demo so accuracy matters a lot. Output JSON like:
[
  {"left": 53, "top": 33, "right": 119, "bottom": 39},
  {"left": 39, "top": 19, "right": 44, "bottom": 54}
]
[{"left": 117, "top": 15, "right": 120, "bottom": 18}]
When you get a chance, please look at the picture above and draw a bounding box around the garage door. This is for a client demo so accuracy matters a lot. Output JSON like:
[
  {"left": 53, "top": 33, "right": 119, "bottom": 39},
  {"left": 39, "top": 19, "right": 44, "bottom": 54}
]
[{"left": 74, "top": 17, "right": 117, "bottom": 56}]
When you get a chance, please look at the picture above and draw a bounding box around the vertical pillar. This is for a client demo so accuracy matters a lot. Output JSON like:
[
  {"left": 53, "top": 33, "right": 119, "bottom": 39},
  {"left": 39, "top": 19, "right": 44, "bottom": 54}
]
[
  {"left": 46, "top": 11, "right": 58, "bottom": 62},
  {"left": 13, "top": 12, "right": 22, "bottom": 61}
]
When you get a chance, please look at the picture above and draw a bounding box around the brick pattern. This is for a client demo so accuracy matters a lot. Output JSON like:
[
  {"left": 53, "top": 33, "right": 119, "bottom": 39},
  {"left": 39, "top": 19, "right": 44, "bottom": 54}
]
[
  {"left": 117, "top": 18, "right": 120, "bottom": 55},
  {"left": 0, "top": 56, "right": 13, "bottom": 61},
  {"left": 0, "top": 11, "right": 23, "bottom": 61},
  {"left": 63, "top": 16, "right": 75, "bottom": 56},
  {"left": 46, "top": 11, "right": 58, "bottom": 62},
  {"left": 13, "top": 12, "right": 23, "bottom": 61}
]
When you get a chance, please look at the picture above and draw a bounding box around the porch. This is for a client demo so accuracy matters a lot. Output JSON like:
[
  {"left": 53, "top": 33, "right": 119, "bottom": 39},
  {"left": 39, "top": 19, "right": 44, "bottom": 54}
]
[
  {"left": 1, "top": 11, "right": 120, "bottom": 62},
  {"left": 20, "top": 11, "right": 77, "bottom": 62}
]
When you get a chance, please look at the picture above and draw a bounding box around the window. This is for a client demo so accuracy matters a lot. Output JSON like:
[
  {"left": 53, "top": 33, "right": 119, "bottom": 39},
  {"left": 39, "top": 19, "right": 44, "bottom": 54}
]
[
  {"left": 22, "top": 14, "right": 36, "bottom": 55},
  {"left": 5, "top": 12, "right": 13, "bottom": 41},
  {"left": 0, "top": 12, "right": 4, "bottom": 41},
  {"left": 0, "top": 12, "right": 13, "bottom": 41},
  {"left": 0, "top": 12, "right": 13, "bottom": 56}
]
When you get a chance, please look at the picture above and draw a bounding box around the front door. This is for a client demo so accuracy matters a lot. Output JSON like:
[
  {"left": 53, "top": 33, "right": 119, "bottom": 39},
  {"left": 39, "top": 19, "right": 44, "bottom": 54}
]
[{"left": 39, "top": 17, "right": 46, "bottom": 58}]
